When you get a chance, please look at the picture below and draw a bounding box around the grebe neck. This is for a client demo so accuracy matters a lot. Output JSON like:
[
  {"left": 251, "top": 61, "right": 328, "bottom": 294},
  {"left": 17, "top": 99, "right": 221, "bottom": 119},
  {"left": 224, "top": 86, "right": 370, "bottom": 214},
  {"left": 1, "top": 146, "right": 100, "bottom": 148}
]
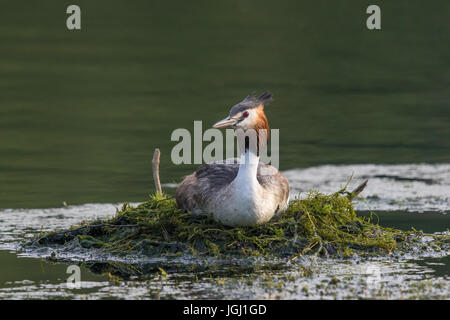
[{"left": 235, "top": 148, "right": 259, "bottom": 185}]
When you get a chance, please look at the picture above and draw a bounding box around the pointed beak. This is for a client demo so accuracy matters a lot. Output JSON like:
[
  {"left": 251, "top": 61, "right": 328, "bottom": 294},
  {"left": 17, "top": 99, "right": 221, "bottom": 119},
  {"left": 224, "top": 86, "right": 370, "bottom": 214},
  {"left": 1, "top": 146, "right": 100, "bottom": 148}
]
[{"left": 212, "top": 117, "right": 238, "bottom": 129}]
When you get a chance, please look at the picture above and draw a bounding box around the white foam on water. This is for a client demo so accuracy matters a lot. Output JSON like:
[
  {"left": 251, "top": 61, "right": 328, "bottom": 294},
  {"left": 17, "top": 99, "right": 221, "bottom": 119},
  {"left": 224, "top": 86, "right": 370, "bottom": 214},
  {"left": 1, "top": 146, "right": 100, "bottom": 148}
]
[
  {"left": 0, "top": 163, "right": 448, "bottom": 299},
  {"left": 0, "top": 202, "right": 139, "bottom": 251},
  {"left": 283, "top": 163, "right": 450, "bottom": 213}
]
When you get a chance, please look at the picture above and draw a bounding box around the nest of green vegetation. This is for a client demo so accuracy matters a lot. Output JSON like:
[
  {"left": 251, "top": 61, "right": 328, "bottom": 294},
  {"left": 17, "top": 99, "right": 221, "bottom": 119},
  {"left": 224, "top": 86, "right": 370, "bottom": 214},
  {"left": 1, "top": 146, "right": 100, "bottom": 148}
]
[{"left": 30, "top": 185, "right": 449, "bottom": 278}]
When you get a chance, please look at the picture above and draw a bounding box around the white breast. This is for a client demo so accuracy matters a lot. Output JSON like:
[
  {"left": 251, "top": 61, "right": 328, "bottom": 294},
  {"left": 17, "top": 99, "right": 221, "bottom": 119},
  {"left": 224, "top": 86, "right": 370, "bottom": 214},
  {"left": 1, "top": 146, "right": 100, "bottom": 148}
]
[{"left": 207, "top": 150, "right": 280, "bottom": 226}]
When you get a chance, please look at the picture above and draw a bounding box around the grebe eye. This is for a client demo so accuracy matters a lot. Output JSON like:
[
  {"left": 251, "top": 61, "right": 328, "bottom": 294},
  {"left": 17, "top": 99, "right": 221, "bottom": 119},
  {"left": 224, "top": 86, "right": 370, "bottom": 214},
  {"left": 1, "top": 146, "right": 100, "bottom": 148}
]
[{"left": 242, "top": 111, "right": 249, "bottom": 118}]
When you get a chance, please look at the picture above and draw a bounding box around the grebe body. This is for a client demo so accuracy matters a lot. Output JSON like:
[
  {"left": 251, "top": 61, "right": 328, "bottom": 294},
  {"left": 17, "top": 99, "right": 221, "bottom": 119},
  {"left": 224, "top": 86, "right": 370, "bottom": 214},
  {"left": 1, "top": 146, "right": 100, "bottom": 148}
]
[{"left": 176, "top": 92, "right": 290, "bottom": 226}]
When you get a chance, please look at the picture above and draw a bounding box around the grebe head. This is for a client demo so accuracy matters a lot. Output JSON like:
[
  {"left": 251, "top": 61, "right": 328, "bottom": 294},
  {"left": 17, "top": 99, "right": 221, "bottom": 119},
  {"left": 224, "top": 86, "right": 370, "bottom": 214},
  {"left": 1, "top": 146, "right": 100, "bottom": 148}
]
[{"left": 213, "top": 92, "right": 272, "bottom": 133}]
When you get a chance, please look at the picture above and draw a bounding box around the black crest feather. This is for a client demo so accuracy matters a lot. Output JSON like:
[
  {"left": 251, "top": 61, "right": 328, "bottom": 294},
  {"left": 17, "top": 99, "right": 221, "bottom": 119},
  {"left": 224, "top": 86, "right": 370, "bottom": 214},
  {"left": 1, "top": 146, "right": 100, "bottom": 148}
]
[
  {"left": 241, "top": 91, "right": 273, "bottom": 107},
  {"left": 229, "top": 91, "right": 273, "bottom": 116}
]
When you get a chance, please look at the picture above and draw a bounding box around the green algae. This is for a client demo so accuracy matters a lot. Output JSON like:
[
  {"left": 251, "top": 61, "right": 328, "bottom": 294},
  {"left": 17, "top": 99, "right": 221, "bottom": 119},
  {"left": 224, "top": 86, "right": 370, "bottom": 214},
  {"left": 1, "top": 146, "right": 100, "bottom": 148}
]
[
  {"left": 26, "top": 183, "right": 450, "bottom": 280},
  {"left": 31, "top": 187, "right": 448, "bottom": 267}
]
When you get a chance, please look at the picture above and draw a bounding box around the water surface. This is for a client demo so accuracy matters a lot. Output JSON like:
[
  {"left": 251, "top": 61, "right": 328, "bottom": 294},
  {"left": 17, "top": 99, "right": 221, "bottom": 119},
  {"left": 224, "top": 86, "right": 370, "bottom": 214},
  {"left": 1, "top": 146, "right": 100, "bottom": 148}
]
[
  {"left": 1, "top": 164, "right": 448, "bottom": 299},
  {"left": 1, "top": 1, "right": 449, "bottom": 208},
  {"left": 0, "top": 1, "right": 449, "bottom": 299}
]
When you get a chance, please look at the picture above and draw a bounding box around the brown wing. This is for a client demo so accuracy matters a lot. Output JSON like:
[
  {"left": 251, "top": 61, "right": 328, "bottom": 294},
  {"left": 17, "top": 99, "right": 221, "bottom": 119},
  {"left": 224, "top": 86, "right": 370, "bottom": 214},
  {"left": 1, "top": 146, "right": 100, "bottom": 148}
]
[
  {"left": 175, "top": 160, "right": 239, "bottom": 212},
  {"left": 257, "top": 163, "right": 290, "bottom": 213}
]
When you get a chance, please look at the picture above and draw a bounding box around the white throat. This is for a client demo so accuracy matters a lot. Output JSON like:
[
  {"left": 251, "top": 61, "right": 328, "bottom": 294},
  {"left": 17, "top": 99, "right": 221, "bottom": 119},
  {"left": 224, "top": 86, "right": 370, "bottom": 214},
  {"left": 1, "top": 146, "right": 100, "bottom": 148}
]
[{"left": 235, "top": 148, "right": 259, "bottom": 187}]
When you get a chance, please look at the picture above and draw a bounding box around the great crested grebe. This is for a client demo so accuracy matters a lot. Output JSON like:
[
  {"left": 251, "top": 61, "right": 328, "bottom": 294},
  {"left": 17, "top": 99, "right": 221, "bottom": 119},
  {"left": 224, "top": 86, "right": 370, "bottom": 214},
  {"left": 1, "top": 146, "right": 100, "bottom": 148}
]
[{"left": 176, "top": 92, "right": 290, "bottom": 226}]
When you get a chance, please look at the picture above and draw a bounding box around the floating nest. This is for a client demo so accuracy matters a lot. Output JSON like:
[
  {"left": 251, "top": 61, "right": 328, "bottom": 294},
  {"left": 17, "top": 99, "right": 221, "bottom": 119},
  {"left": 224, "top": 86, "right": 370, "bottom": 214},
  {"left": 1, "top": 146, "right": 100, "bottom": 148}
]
[{"left": 27, "top": 184, "right": 449, "bottom": 278}]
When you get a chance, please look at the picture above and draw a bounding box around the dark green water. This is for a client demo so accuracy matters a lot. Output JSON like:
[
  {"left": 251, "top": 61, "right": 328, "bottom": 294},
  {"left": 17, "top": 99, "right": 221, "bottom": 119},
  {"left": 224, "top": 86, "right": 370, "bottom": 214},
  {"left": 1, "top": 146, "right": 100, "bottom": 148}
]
[{"left": 1, "top": 1, "right": 449, "bottom": 209}]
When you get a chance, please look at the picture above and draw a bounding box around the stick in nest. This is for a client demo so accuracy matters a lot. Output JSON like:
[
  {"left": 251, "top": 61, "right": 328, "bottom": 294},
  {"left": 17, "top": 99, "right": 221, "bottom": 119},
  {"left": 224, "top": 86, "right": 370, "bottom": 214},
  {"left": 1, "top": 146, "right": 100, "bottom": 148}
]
[
  {"left": 152, "top": 148, "right": 163, "bottom": 195},
  {"left": 349, "top": 179, "right": 368, "bottom": 199}
]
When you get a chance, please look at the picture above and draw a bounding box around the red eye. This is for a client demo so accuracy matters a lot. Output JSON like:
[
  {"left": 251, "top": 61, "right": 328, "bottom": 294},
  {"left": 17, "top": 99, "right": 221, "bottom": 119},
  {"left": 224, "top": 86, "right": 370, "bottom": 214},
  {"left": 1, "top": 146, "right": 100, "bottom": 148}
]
[{"left": 242, "top": 111, "right": 249, "bottom": 118}]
